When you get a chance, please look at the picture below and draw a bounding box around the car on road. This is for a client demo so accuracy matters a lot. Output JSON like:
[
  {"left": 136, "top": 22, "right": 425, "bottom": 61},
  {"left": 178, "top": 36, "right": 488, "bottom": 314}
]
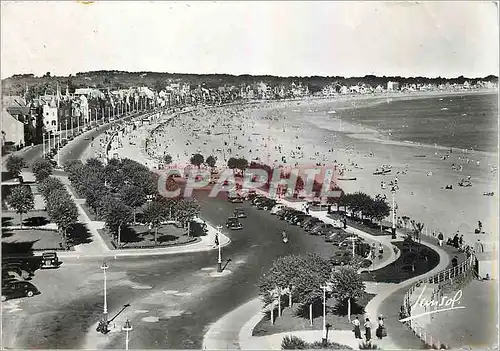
[
  {"left": 309, "top": 223, "right": 334, "bottom": 235},
  {"left": 227, "top": 196, "right": 244, "bottom": 203},
  {"left": 289, "top": 214, "right": 311, "bottom": 226},
  {"left": 226, "top": 217, "right": 243, "bottom": 230},
  {"left": 233, "top": 208, "right": 247, "bottom": 218},
  {"left": 39, "top": 252, "right": 61, "bottom": 269},
  {"left": 1, "top": 281, "right": 40, "bottom": 301},
  {"left": 256, "top": 199, "right": 277, "bottom": 211},
  {"left": 251, "top": 196, "right": 267, "bottom": 206},
  {"left": 330, "top": 251, "right": 353, "bottom": 266},
  {"left": 301, "top": 217, "right": 322, "bottom": 229},
  {"left": 270, "top": 204, "right": 285, "bottom": 215},
  {"left": 283, "top": 209, "right": 303, "bottom": 222},
  {"left": 247, "top": 193, "right": 260, "bottom": 201},
  {"left": 84, "top": 136, "right": 90, "bottom": 140},
  {"left": 237, "top": 189, "right": 256, "bottom": 200},
  {"left": 2, "top": 265, "right": 32, "bottom": 279}
]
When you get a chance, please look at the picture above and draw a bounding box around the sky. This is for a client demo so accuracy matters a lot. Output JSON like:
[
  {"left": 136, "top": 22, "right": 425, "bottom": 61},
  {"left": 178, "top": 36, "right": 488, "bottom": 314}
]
[{"left": 1, "top": 1, "right": 498, "bottom": 79}]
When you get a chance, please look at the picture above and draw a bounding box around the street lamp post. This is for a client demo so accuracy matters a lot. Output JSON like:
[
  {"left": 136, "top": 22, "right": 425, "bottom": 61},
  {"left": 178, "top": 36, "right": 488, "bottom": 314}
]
[
  {"left": 101, "top": 262, "right": 109, "bottom": 326},
  {"left": 391, "top": 186, "right": 398, "bottom": 239},
  {"left": 320, "top": 283, "right": 332, "bottom": 346},
  {"left": 122, "top": 319, "right": 133, "bottom": 350},
  {"left": 42, "top": 132, "right": 46, "bottom": 158},
  {"left": 216, "top": 225, "right": 222, "bottom": 272}
]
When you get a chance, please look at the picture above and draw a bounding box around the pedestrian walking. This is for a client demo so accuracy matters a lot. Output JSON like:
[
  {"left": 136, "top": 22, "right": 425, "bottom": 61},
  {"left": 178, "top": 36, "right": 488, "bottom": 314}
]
[
  {"left": 352, "top": 316, "right": 362, "bottom": 339},
  {"left": 459, "top": 235, "right": 464, "bottom": 250},
  {"left": 438, "top": 232, "right": 444, "bottom": 246},
  {"left": 213, "top": 233, "right": 219, "bottom": 248},
  {"left": 364, "top": 318, "right": 372, "bottom": 341}
]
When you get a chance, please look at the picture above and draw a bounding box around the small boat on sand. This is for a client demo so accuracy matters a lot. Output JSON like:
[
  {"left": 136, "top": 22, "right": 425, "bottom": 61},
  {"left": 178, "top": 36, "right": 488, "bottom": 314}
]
[
  {"left": 338, "top": 177, "right": 357, "bottom": 181},
  {"left": 483, "top": 192, "right": 494, "bottom": 196},
  {"left": 414, "top": 155, "right": 427, "bottom": 158}
]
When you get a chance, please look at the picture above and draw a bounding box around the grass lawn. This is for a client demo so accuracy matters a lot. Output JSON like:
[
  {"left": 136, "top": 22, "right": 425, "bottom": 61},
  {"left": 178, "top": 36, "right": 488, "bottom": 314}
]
[
  {"left": 2, "top": 211, "right": 51, "bottom": 227},
  {"left": 100, "top": 223, "right": 200, "bottom": 249},
  {"left": 2, "top": 228, "right": 63, "bottom": 254},
  {"left": 328, "top": 211, "right": 393, "bottom": 237},
  {"left": 252, "top": 292, "right": 376, "bottom": 336},
  {"left": 359, "top": 240, "right": 440, "bottom": 283}
]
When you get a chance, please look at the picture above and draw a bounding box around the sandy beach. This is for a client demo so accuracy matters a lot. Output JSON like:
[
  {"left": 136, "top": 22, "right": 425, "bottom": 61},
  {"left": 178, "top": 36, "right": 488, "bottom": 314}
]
[{"left": 142, "top": 92, "right": 498, "bottom": 248}]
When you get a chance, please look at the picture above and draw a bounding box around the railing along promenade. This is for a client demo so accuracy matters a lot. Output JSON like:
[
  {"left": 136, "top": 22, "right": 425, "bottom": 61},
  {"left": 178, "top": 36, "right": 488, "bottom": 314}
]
[{"left": 400, "top": 243, "right": 476, "bottom": 349}]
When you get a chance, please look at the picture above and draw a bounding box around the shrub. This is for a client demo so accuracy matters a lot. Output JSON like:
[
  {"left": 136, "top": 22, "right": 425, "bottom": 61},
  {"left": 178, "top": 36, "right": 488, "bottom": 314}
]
[
  {"left": 359, "top": 341, "right": 379, "bottom": 349},
  {"left": 308, "top": 341, "right": 353, "bottom": 349},
  {"left": 281, "top": 335, "right": 307, "bottom": 350}
]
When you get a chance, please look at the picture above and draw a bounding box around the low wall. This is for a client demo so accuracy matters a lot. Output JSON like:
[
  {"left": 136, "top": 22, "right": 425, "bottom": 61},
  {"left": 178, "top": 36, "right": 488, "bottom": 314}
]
[{"left": 400, "top": 253, "right": 476, "bottom": 349}]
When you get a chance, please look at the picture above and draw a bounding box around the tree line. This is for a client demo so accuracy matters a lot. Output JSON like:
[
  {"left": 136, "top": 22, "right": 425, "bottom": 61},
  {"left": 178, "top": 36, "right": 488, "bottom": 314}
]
[
  {"left": 258, "top": 254, "right": 366, "bottom": 324},
  {"left": 64, "top": 157, "right": 201, "bottom": 247}
]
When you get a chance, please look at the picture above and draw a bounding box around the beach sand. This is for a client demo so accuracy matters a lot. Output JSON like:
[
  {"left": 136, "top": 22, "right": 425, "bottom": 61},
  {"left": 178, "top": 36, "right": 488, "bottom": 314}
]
[{"left": 143, "top": 94, "right": 498, "bottom": 247}]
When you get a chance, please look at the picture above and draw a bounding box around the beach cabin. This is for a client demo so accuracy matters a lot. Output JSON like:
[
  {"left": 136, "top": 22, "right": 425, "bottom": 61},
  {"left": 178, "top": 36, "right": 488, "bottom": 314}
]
[{"left": 475, "top": 251, "right": 497, "bottom": 280}]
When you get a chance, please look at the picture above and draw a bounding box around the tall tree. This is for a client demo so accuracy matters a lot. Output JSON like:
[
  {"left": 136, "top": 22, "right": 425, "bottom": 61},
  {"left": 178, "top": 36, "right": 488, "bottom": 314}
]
[
  {"left": 6, "top": 155, "right": 26, "bottom": 178},
  {"left": 32, "top": 158, "right": 54, "bottom": 182},
  {"left": 174, "top": 198, "right": 201, "bottom": 236},
  {"left": 164, "top": 154, "right": 173, "bottom": 165},
  {"left": 205, "top": 155, "right": 217, "bottom": 168},
  {"left": 119, "top": 184, "right": 146, "bottom": 224},
  {"left": 292, "top": 254, "right": 332, "bottom": 325},
  {"left": 46, "top": 189, "right": 79, "bottom": 249},
  {"left": 143, "top": 200, "right": 168, "bottom": 246},
  {"left": 103, "top": 197, "right": 132, "bottom": 247},
  {"left": 38, "top": 176, "right": 64, "bottom": 199},
  {"left": 190, "top": 153, "right": 204, "bottom": 168},
  {"left": 330, "top": 266, "right": 365, "bottom": 321},
  {"left": 6, "top": 186, "right": 34, "bottom": 228}
]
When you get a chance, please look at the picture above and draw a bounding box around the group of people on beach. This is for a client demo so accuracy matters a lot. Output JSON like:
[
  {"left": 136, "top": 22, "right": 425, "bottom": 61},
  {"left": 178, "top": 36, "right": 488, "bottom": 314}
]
[{"left": 352, "top": 315, "right": 386, "bottom": 342}]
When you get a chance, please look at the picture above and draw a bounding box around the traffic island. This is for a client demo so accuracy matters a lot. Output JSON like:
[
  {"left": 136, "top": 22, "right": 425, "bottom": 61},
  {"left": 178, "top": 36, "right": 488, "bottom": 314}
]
[
  {"left": 252, "top": 292, "right": 375, "bottom": 337},
  {"left": 209, "top": 269, "right": 233, "bottom": 277}
]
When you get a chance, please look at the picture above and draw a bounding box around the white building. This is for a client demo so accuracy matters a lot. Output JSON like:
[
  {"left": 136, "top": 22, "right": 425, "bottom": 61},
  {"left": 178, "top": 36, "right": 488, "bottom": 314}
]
[{"left": 387, "top": 81, "right": 400, "bottom": 91}]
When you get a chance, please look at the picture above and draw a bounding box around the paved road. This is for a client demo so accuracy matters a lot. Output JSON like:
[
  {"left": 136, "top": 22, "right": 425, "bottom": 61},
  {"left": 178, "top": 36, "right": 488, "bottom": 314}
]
[{"left": 2, "top": 119, "right": 340, "bottom": 349}]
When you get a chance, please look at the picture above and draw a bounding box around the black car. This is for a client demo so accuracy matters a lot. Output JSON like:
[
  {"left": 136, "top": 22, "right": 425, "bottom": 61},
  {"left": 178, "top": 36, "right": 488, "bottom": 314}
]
[
  {"left": 290, "top": 214, "right": 311, "bottom": 226},
  {"left": 279, "top": 208, "right": 297, "bottom": 220},
  {"left": 257, "top": 199, "right": 277, "bottom": 211},
  {"left": 1, "top": 281, "right": 40, "bottom": 301},
  {"left": 251, "top": 196, "right": 268, "bottom": 206},
  {"left": 233, "top": 208, "right": 247, "bottom": 218},
  {"left": 226, "top": 217, "right": 243, "bottom": 230},
  {"left": 228, "top": 196, "right": 244, "bottom": 203},
  {"left": 283, "top": 209, "right": 302, "bottom": 221},
  {"left": 247, "top": 193, "right": 259, "bottom": 201},
  {"left": 301, "top": 217, "right": 322, "bottom": 229}
]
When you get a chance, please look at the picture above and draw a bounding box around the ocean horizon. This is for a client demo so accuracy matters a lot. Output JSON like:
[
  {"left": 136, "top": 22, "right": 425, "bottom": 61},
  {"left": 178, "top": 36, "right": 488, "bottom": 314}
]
[{"left": 328, "top": 92, "right": 499, "bottom": 153}]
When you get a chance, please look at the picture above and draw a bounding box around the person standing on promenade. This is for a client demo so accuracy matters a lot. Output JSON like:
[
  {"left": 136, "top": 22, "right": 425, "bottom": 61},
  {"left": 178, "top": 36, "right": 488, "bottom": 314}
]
[
  {"left": 376, "top": 315, "right": 386, "bottom": 339},
  {"left": 364, "top": 318, "right": 372, "bottom": 341},
  {"left": 352, "top": 316, "right": 362, "bottom": 339},
  {"left": 438, "top": 232, "right": 444, "bottom": 246}
]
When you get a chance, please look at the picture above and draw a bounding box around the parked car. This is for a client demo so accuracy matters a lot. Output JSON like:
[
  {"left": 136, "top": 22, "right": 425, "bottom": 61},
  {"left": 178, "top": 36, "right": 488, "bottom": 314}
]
[
  {"left": 301, "top": 217, "right": 322, "bottom": 229},
  {"left": 247, "top": 193, "right": 260, "bottom": 201},
  {"left": 237, "top": 189, "right": 256, "bottom": 200},
  {"left": 330, "top": 251, "right": 353, "bottom": 266},
  {"left": 1, "top": 281, "right": 40, "bottom": 301},
  {"left": 290, "top": 214, "right": 311, "bottom": 226},
  {"left": 84, "top": 136, "right": 90, "bottom": 140},
  {"left": 310, "top": 223, "right": 334, "bottom": 235},
  {"left": 257, "top": 199, "right": 277, "bottom": 211},
  {"left": 39, "top": 252, "right": 61, "bottom": 269},
  {"left": 228, "top": 196, "right": 244, "bottom": 203},
  {"left": 283, "top": 210, "right": 302, "bottom": 222},
  {"left": 233, "top": 208, "right": 247, "bottom": 218},
  {"left": 251, "top": 196, "right": 269, "bottom": 206},
  {"left": 270, "top": 204, "right": 285, "bottom": 215},
  {"left": 226, "top": 217, "right": 243, "bottom": 230},
  {"left": 2, "top": 265, "right": 31, "bottom": 280}
]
